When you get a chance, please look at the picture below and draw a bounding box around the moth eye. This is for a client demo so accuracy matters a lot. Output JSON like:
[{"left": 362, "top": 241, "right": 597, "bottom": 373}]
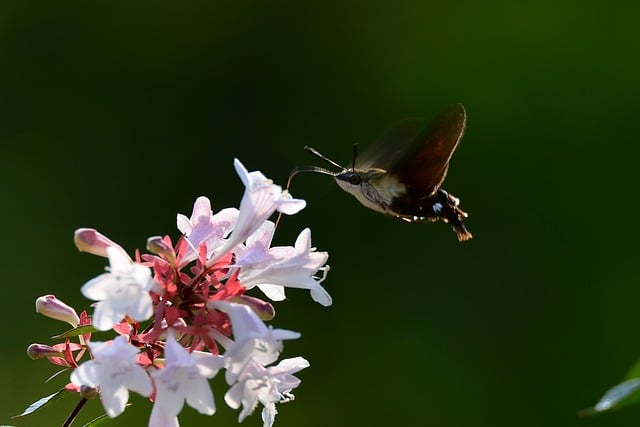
[{"left": 348, "top": 174, "right": 362, "bottom": 185}]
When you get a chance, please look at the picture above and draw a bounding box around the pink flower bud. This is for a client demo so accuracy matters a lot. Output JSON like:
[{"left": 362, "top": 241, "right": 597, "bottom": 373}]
[
  {"left": 231, "top": 295, "right": 276, "bottom": 321},
  {"left": 74, "top": 228, "right": 127, "bottom": 258},
  {"left": 147, "top": 236, "right": 176, "bottom": 264},
  {"left": 27, "top": 343, "right": 64, "bottom": 360},
  {"left": 35, "top": 295, "right": 80, "bottom": 326}
]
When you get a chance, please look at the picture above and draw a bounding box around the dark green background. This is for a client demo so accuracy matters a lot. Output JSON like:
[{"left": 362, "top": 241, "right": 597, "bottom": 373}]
[{"left": 3, "top": 1, "right": 640, "bottom": 426}]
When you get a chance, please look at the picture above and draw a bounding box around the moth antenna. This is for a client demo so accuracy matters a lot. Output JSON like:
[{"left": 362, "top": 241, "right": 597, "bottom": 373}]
[
  {"left": 304, "top": 146, "right": 344, "bottom": 170},
  {"left": 351, "top": 143, "right": 358, "bottom": 170}
]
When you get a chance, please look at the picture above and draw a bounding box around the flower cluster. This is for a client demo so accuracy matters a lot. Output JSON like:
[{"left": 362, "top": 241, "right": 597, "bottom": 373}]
[{"left": 28, "top": 159, "right": 330, "bottom": 427}]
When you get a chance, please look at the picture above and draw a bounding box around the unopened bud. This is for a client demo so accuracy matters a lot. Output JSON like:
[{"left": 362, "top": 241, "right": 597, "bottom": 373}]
[
  {"left": 231, "top": 295, "right": 276, "bottom": 321},
  {"left": 36, "top": 295, "right": 80, "bottom": 326},
  {"left": 74, "top": 228, "right": 127, "bottom": 258},
  {"left": 27, "top": 343, "right": 64, "bottom": 360},
  {"left": 147, "top": 236, "right": 176, "bottom": 264}
]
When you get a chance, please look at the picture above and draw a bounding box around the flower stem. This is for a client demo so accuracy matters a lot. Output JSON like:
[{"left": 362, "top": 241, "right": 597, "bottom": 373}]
[{"left": 62, "top": 397, "right": 87, "bottom": 427}]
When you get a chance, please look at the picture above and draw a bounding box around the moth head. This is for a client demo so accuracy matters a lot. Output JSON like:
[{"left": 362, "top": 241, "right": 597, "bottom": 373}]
[
  {"left": 335, "top": 170, "right": 363, "bottom": 187},
  {"left": 334, "top": 168, "right": 389, "bottom": 193}
]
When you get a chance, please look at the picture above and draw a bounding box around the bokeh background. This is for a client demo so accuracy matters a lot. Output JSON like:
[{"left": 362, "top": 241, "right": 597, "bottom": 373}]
[{"left": 2, "top": 1, "right": 640, "bottom": 426}]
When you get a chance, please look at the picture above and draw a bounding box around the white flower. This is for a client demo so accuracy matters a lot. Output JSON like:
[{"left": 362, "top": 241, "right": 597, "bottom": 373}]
[
  {"left": 70, "top": 336, "right": 152, "bottom": 418},
  {"left": 209, "top": 301, "right": 300, "bottom": 384},
  {"left": 208, "top": 159, "right": 306, "bottom": 265},
  {"left": 224, "top": 357, "right": 310, "bottom": 427},
  {"left": 81, "top": 247, "right": 154, "bottom": 331},
  {"left": 149, "top": 333, "right": 224, "bottom": 427},
  {"left": 237, "top": 227, "right": 331, "bottom": 306},
  {"left": 176, "top": 196, "right": 238, "bottom": 266}
]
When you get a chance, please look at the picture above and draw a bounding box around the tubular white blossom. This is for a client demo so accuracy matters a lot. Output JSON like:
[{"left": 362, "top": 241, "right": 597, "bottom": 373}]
[
  {"left": 149, "top": 333, "right": 225, "bottom": 426},
  {"left": 207, "top": 159, "right": 306, "bottom": 266},
  {"left": 81, "top": 247, "right": 154, "bottom": 331},
  {"left": 224, "top": 357, "right": 310, "bottom": 427},
  {"left": 237, "top": 227, "right": 332, "bottom": 306},
  {"left": 209, "top": 301, "right": 301, "bottom": 385},
  {"left": 70, "top": 336, "right": 152, "bottom": 418}
]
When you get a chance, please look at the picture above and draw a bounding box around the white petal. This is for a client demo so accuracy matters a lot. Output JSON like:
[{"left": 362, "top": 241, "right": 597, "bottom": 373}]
[
  {"left": 193, "top": 352, "right": 225, "bottom": 377},
  {"left": 107, "top": 246, "right": 134, "bottom": 272},
  {"left": 261, "top": 403, "right": 277, "bottom": 427},
  {"left": 163, "top": 331, "right": 192, "bottom": 365},
  {"left": 190, "top": 196, "right": 213, "bottom": 222},
  {"left": 275, "top": 356, "right": 310, "bottom": 373},
  {"left": 100, "top": 384, "right": 129, "bottom": 418},
  {"left": 269, "top": 329, "right": 301, "bottom": 341},
  {"left": 70, "top": 361, "right": 98, "bottom": 388},
  {"left": 156, "top": 377, "right": 187, "bottom": 417},
  {"left": 233, "top": 158, "right": 250, "bottom": 187},
  {"left": 125, "top": 365, "right": 153, "bottom": 397},
  {"left": 224, "top": 341, "right": 254, "bottom": 385},
  {"left": 256, "top": 284, "right": 286, "bottom": 301},
  {"left": 176, "top": 213, "right": 192, "bottom": 235},
  {"left": 214, "top": 302, "right": 269, "bottom": 342},
  {"left": 80, "top": 274, "right": 110, "bottom": 301},
  {"left": 310, "top": 286, "right": 332, "bottom": 306},
  {"left": 185, "top": 377, "right": 216, "bottom": 415},
  {"left": 246, "top": 220, "right": 275, "bottom": 248},
  {"left": 126, "top": 290, "right": 154, "bottom": 322},
  {"left": 91, "top": 300, "right": 120, "bottom": 331},
  {"left": 276, "top": 196, "right": 306, "bottom": 215},
  {"left": 294, "top": 227, "right": 311, "bottom": 249},
  {"left": 224, "top": 382, "right": 243, "bottom": 409},
  {"left": 238, "top": 379, "right": 261, "bottom": 421},
  {"left": 211, "top": 208, "right": 239, "bottom": 237},
  {"left": 130, "top": 264, "right": 153, "bottom": 290},
  {"left": 149, "top": 405, "right": 179, "bottom": 427}
]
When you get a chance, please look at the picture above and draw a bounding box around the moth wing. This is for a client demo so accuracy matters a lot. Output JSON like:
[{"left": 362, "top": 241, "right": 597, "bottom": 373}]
[
  {"left": 355, "top": 119, "right": 426, "bottom": 171},
  {"left": 389, "top": 103, "right": 466, "bottom": 195}
]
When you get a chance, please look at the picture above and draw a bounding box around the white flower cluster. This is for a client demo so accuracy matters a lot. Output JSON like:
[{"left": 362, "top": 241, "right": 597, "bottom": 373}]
[{"left": 31, "top": 159, "right": 331, "bottom": 427}]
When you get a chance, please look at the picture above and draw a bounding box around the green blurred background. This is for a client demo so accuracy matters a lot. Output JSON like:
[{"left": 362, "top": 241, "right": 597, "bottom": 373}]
[{"left": 2, "top": 1, "right": 640, "bottom": 426}]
